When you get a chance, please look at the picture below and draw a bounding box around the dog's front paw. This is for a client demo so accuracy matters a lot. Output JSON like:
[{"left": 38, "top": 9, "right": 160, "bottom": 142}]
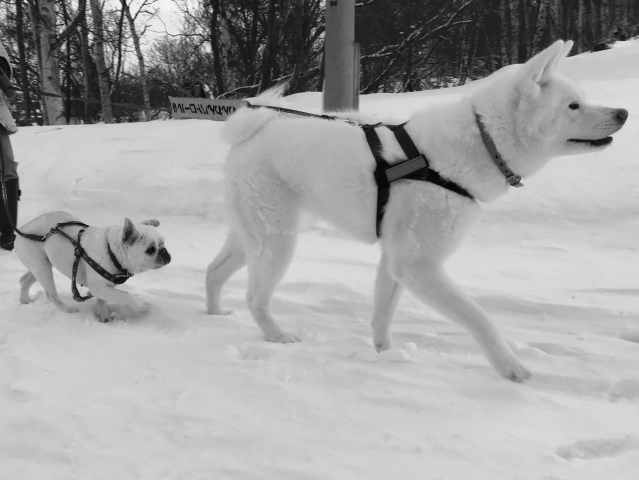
[
  {"left": 135, "top": 301, "right": 151, "bottom": 315},
  {"left": 265, "top": 330, "right": 300, "bottom": 344},
  {"left": 496, "top": 357, "right": 532, "bottom": 383},
  {"left": 61, "top": 304, "right": 80, "bottom": 314}
]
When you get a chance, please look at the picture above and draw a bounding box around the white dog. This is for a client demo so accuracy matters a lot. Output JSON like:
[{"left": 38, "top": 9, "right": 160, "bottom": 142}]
[
  {"left": 15, "top": 212, "right": 171, "bottom": 322},
  {"left": 205, "top": 40, "right": 627, "bottom": 381}
]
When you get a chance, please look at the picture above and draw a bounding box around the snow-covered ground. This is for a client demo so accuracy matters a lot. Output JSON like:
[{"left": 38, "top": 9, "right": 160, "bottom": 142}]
[{"left": 1, "top": 42, "right": 638, "bottom": 480}]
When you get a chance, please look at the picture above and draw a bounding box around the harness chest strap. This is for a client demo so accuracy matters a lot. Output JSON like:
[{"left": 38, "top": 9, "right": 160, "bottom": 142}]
[
  {"left": 46, "top": 222, "right": 133, "bottom": 302},
  {"left": 364, "top": 123, "right": 474, "bottom": 238}
]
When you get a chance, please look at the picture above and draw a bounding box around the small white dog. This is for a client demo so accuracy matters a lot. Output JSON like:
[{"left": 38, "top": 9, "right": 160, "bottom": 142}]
[
  {"left": 205, "top": 40, "right": 627, "bottom": 381},
  {"left": 15, "top": 211, "right": 171, "bottom": 322}
]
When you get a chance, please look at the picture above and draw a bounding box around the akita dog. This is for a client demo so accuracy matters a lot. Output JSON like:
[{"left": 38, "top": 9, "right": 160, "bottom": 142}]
[{"left": 205, "top": 40, "right": 627, "bottom": 381}]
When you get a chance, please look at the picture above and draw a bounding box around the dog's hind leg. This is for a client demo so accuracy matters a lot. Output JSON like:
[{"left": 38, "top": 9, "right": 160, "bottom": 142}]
[
  {"left": 19, "top": 271, "right": 37, "bottom": 304},
  {"left": 33, "top": 263, "right": 79, "bottom": 314},
  {"left": 245, "top": 230, "right": 299, "bottom": 343},
  {"left": 390, "top": 257, "right": 531, "bottom": 382},
  {"left": 372, "top": 254, "right": 404, "bottom": 351},
  {"left": 206, "top": 228, "right": 247, "bottom": 315}
]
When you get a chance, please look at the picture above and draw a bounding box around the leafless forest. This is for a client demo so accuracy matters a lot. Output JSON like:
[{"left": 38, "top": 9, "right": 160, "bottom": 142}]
[{"left": 1, "top": 0, "right": 637, "bottom": 125}]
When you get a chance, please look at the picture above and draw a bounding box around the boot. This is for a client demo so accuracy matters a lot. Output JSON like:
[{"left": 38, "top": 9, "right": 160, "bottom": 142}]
[{"left": 0, "top": 177, "right": 19, "bottom": 251}]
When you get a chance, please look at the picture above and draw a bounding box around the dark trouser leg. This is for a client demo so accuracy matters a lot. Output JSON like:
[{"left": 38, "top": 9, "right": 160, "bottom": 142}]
[
  {"left": 0, "top": 126, "right": 18, "bottom": 250},
  {"left": 0, "top": 177, "right": 19, "bottom": 250}
]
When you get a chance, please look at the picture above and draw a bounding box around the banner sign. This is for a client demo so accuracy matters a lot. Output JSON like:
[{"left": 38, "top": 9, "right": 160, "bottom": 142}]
[{"left": 168, "top": 97, "right": 248, "bottom": 121}]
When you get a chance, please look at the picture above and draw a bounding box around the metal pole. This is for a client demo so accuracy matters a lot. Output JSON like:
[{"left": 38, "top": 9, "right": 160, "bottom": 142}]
[{"left": 323, "top": 0, "right": 356, "bottom": 112}]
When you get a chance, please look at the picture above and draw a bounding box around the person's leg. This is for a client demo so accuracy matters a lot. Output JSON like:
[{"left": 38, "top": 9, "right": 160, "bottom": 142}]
[{"left": 0, "top": 126, "right": 19, "bottom": 250}]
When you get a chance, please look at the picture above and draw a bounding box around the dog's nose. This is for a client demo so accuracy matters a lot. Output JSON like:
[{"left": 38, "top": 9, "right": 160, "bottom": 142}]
[
  {"left": 158, "top": 247, "right": 171, "bottom": 265},
  {"left": 615, "top": 108, "right": 628, "bottom": 124}
]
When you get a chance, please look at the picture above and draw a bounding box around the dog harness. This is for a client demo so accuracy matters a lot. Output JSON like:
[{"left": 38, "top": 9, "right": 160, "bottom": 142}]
[
  {"left": 243, "top": 103, "right": 481, "bottom": 238},
  {"left": 362, "top": 122, "right": 474, "bottom": 237},
  {"left": 40, "top": 221, "right": 133, "bottom": 302}
]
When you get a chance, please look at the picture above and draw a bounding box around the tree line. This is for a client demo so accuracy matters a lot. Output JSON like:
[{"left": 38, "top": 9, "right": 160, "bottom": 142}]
[{"left": 0, "top": 0, "right": 637, "bottom": 126}]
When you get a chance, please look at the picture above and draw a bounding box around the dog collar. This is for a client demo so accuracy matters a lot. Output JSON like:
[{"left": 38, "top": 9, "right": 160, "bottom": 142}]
[
  {"left": 107, "top": 240, "right": 133, "bottom": 283},
  {"left": 475, "top": 114, "right": 523, "bottom": 188}
]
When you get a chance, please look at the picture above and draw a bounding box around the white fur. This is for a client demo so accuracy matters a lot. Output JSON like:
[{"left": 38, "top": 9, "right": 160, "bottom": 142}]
[
  {"left": 205, "top": 40, "right": 627, "bottom": 382},
  {"left": 15, "top": 212, "right": 171, "bottom": 322}
]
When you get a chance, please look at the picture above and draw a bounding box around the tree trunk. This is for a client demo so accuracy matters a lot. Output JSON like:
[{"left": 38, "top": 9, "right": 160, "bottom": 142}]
[
  {"left": 289, "top": 0, "right": 305, "bottom": 93},
  {"left": 78, "top": 11, "right": 94, "bottom": 124},
  {"left": 15, "top": 0, "right": 33, "bottom": 120},
  {"left": 500, "top": 0, "right": 513, "bottom": 66},
  {"left": 548, "top": 0, "right": 560, "bottom": 40},
  {"left": 36, "top": 0, "right": 66, "bottom": 125},
  {"left": 122, "top": 0, "right": 151, "bottom": 121},
  {"left": 259, "top": 0, "right": 277, "bottom": 92},
  {"left": 210, "top": 0, "right": 225, "bottom": 96},
  {"left": 89, "top": 0, "right": 113, "bottom": 123},
  {"left": 577, "top": 0, "right": 585, "bottom": 52},
  {"left": 517, "top": 0, "right": 527, "bottom": 62}
]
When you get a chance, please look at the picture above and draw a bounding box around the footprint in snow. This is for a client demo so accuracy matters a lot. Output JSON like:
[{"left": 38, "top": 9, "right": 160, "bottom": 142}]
[{"left": 555, "top": 436, "right": 638, "bottom": 461}]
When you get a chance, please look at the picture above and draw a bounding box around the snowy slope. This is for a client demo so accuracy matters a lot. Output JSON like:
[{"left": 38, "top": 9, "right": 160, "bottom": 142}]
[{"left": 1, "top": 42, "right": 638, "bottom": 480}]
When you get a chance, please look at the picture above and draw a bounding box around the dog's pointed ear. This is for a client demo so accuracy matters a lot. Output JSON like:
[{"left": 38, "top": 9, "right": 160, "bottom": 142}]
[
  {"left": 141, "top": 219, "right": 160, "bottom": 227},
  {"left": 518, "top": 40, "right": 565, "bottom": 86},
  {"left": 552, "top": 40, "right": 574, "bottom": 71},
  {"left": 122, "top": 218, "right": 139, "bottom": 246}
]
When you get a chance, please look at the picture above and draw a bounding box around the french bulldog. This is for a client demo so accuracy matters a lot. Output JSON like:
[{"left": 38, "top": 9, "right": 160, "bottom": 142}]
[{"left": 14, "top": 211, "right": 171, "bottom": 322}]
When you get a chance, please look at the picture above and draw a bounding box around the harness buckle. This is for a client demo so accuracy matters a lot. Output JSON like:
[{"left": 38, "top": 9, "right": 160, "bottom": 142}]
[
  {"left": 506, "top": 174, "right": 524, "bottom": 188},
  {"left": 333, "top": 117, "right": 360, "bottom": 127},
  {"left": 74, "top": 245, "right": 83, "bottom": 257},
  {"left": 43, "top": 228, "right": 58, "bottom": 241}
]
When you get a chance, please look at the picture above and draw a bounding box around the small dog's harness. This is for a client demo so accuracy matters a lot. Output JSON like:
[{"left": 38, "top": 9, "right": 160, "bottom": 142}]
[{"left": 39, "top": 221, "right": 133, "bottom": 302}]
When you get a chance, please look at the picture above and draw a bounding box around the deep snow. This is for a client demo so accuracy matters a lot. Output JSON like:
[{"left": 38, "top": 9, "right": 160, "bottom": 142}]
[{"left": 1, "top": 42, "right": 638, "bottom": 480}]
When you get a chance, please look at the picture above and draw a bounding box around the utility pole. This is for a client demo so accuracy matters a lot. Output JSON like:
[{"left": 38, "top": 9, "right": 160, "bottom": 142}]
[{"left": 323, "top": 0, "right": 358, "bottom": 111}]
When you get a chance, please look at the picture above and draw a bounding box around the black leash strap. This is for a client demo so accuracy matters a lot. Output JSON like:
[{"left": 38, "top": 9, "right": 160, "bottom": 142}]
[
  {"left": 245, "top": 102, "right": 360, "bottom": 126},
  {"left": 365, "top": 123, "right": 474, "bottom": 238}
]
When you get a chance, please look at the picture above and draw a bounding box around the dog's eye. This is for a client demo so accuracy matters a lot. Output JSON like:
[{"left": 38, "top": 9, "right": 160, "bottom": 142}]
[
  {"left": 146, "top": 246, "right": 157, "bottom": 256},
  {"left": 569, "top": 102, "right": 580, "bottom": 110}
]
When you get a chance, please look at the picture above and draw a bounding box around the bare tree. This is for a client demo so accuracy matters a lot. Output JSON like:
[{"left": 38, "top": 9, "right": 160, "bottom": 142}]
[
  {"left": 89, "top": 0, "right": 114, "bottom": 123},
  {"left": 29, "top": 0, "right": 86, "bottom": 125}
]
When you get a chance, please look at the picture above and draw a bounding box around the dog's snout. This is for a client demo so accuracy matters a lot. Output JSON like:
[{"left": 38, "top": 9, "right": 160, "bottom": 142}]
[
  {"left": 615, "top": 108, "right": 628, "bottom": 124},
  {"left": 158, "top": 247, "right": 171, "bottom": 265}
]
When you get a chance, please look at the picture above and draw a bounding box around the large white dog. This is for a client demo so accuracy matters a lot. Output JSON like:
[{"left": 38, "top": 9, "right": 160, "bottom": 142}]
[{"left": 206, "top": 40, "right": 627, "bottom": 382}]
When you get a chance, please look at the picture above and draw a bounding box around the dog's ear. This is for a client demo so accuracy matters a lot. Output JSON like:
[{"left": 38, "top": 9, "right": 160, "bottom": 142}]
[
  {"left": 141, "top": 219, "right": 160, "bottom": 227},
  {"left": 122, "top": 218, "right": 139, "bottom": 246},
  {"left": 518, "top": 40, "right": 565, "bottom": 87},
  {"left": 551, "top": 40, "right": 574, "bottom": 71}
]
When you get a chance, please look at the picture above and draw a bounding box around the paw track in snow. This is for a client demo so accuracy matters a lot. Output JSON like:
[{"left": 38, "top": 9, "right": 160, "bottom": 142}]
[{"left": 554, "top": 436, "right": 638, "bottom": 461}]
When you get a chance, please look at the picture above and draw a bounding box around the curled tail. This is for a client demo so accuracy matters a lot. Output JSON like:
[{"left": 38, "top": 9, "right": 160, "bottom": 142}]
[{"left": 223, "top": 84, "right": 289, "bottom": 145}]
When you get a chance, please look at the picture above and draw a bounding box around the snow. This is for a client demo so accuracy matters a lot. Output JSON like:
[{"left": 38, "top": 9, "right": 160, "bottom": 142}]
[{"left": 1, "top": 42, "right": 638, "bottom": 479}]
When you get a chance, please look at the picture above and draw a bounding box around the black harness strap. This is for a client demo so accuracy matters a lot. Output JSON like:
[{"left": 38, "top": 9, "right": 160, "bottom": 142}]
[
  {"left": 34, "top": 220, "right": 133, "bottom": 302},
  {"left": 365, "top": 122, "right": 474, "bottom": 238},
  {"left": 49, "top": 222, "right": 133, "bottom": 302},
  {"left": 363, "top": 125, "right": 390, "bottom": 238},
  {"left": 238, "top": 103, "right": 474, "bottom": 238}
]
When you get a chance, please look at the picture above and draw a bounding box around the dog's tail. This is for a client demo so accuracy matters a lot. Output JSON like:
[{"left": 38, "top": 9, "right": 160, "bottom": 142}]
[{"left": 223, "top": 83, "right": 288, "bottom": 145}]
